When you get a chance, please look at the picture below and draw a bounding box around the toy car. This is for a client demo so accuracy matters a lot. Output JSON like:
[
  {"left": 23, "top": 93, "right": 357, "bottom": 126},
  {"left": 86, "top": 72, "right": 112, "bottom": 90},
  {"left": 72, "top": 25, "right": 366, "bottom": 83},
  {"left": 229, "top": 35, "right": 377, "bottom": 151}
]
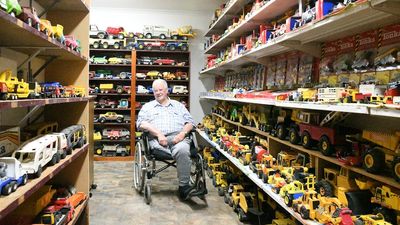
[
  {"left": 101, "top": 144, "right": 130, "bottom": 156},
  {"left": 136, "top": 73, "right": 147, "bottom": 79},
  {"left": 146, "top": 70, "right": 162, "bottom": 79},
  {"left": 153, "top": 58, "right": 175, "bottom": 65},
  {"left": 139, "top": 41, "right": 166, "bottom": 50},
  {"left": 175, "top": 71, "right": 188, "bottom": 80},
  {"left": 90, "top": 56, "right": 108, "bottom": 64},
  {"left": 143, "top": 25, "right": 169, "bottom": 39},
  {"left": 137, "top": 85, "right": 150, "bottom": 94},
  {"left": 0, "top": 0, "right": 22, "bottom": 17},
  {"left": 118, "top": 72, "right": 130, "bottom": 79},
  {"left": 101, "top": 38, "right": 122, "bottom": 49},
  {"left": 98, "top": 112, "right": 124, "bottom": 123},
  {"left": 116, "top": 85, "right": 131, "bottom": 94},
  {"left": 90, "top": 24, "right": 108, "bottom": 39},
  {"left": 118, "top": 99, "right": 129, "bottom": 109},
  {"left": 108, "top": 57, "right": 124, "bottom": 64},
  {"left": 137, "top": 57, "right": 154, "bottom": 65},
  {"left": 97, "top": 98, "right": 117, "bottom": 108},
  {"left": 17, "top": 6, "right": 40, "bottom": 30},
  {"left": 162, "top": 72, "right": 175, "bottom": 80},
  {"left": 99, "top": 84, "right": 113, "bottom": 93},
  {"left": 167, "top": 42, "right": 188, "bottom": 51}
]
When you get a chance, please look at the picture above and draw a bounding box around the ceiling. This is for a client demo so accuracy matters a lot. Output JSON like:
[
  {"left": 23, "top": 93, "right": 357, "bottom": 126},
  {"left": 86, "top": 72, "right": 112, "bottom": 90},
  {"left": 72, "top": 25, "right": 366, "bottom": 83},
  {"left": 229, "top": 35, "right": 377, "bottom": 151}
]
[{"left": 91, "top": 0, "right": 225, "bottom": 12}]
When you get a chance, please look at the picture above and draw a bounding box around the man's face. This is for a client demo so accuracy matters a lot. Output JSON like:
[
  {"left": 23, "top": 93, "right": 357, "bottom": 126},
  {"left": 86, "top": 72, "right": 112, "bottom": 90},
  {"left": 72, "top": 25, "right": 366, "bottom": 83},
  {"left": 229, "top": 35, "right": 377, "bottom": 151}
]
[{"left": 153, "top": 83, "right": 168, "bottom": 102}]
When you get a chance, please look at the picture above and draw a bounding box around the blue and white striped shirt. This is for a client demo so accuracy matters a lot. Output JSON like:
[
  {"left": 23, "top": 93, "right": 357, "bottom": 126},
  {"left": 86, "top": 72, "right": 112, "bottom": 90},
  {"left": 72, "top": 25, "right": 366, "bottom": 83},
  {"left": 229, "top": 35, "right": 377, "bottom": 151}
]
[{"left": 136, "top": 99, "right": 194, "bottom": 136}]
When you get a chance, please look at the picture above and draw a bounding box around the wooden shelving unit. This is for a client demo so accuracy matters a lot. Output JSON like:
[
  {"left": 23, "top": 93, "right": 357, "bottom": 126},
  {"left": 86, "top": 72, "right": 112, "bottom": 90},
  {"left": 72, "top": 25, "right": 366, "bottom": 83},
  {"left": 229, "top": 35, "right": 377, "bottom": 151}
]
[
  {"left": 0, "top": 0, "right": 91, "bottom": 223},
  {"left": 89, "top": 48, "right": 134, "bottom": 161}
]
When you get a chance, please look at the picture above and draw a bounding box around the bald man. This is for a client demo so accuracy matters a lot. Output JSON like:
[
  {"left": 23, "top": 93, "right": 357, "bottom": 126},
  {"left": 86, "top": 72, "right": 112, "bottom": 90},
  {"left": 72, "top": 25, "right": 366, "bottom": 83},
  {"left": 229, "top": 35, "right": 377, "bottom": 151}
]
[{"left": 137, "top": 79, "right": 195, "bottom": 200}]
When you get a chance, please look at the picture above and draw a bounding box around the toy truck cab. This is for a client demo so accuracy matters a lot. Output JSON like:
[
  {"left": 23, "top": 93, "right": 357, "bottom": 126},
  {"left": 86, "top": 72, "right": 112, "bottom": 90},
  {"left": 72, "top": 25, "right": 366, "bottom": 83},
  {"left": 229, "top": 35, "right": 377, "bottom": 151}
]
[
  {"left": 89, "top": 24, "right": 108, "bottom": 39},
  {"left": 0, "top": 157, "right": 28, "bottom": 195}
]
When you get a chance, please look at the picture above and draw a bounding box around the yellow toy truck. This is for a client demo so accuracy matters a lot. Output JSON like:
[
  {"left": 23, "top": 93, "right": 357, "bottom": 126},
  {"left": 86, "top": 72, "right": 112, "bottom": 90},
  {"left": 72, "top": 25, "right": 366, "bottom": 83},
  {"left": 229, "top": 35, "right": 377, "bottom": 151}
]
[
  {"left": 0, "top": 69, "right": 35, "bottom": 99},
  {"left": 99, "top": 83, "right": 113, "bottom": 93},
  {"left": 237, "top": 190, "right": 266, "bottom": 222}
]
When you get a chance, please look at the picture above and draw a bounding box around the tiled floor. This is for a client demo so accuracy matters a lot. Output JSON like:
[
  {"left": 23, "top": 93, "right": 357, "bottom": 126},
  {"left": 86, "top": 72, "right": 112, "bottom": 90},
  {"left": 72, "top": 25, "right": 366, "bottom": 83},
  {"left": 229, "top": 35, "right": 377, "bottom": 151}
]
[{"left": 89, "top": 161, "right": 246, "bottom": 225}]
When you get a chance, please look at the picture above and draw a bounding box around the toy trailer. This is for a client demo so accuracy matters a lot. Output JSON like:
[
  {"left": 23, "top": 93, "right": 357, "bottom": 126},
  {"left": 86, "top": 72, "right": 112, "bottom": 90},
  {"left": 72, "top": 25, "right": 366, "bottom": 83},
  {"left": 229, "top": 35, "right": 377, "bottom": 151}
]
[
  {"left": 0, "top": 157, "right": 28, "bottom": 194},
  {"left": 49, "top": 133, "right": 68, "bottom": 159},
  {"left": 60, "top": 124, "right": 86, "bottom": 154},
  {"left": 12, "top": 134, "right": 60, "bottom": 178},
  {"left": 317, "top": 87, "right": 345, "bottom": 103}
]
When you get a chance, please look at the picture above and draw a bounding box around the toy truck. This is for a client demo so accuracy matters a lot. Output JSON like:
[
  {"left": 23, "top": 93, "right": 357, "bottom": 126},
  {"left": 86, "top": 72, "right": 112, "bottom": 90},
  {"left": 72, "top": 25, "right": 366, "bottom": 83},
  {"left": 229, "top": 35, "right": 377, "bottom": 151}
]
[
  {"left": 60, "top": 124, "right": 86, "bottom": 154},
  {"left": 361, "top": 130, "right": 400, "bottom": 182},
  {"left": 0, "top": 157, "right": 28, "bottom": 195},
  {"left": 370, "top": 186, "right": 400, "bottom": 224},
  {"left": 0, "top": 69, "right": 33, "bottom": 99},
  {"left": 99, "top": 83, "right": 113, "bottom": 93},
  {"left": 237, "top": 190, "right": 266, "bottom": 222},
  {"left": 106, "top": 26, "right": 133, "bottom": 39},
  {"left": 101, "top": 144, "right": 130, "bottom": 156},
  {"left": 143, "top": 25, "right": 170, "bottom": 39},
  {"left": 12, "top": 134, "right": 61, "bottom": 177},
  {"left": 90, "top": 24, "right": 108, "bottom": 39},
  {"left": 170, "top": 25, "right": 195, "bottom": 40},
  {"left": 172, "top": 85, "right": 188, "bottom": 94}
]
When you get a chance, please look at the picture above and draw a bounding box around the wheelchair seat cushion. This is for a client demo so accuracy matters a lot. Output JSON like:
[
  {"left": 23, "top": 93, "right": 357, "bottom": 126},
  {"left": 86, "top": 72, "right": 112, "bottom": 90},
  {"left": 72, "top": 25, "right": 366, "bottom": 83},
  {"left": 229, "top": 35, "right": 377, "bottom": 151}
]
[{"left": 151, "top": 148, "right": 174, "bottom": 160}]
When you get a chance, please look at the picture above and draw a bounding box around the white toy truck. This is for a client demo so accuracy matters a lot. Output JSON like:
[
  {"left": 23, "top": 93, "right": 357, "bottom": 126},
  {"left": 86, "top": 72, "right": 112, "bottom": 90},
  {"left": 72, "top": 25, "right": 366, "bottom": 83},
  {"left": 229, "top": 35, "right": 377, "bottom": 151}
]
[
  {"left": 143, "top": 25, "right": 170, "bottom": 39},
  {"left": 0, "top": 157, "right": 28, "bottom": 195},
  {"left": 172, "top": 85, "right": 189, "bottom": 94},
  {"left": 12, "top": 135, "right": 61, "bottom": 178},
  {"left": 49, "top": 133, "right": 68, "bottom": 159}
]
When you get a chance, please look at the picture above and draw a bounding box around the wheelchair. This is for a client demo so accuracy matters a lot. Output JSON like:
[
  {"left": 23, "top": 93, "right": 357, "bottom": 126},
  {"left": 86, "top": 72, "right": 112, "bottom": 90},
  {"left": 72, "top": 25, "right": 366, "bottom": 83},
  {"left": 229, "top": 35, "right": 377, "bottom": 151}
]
[{"left": 133, "top": 131, "right": 207, "bottom": 204}]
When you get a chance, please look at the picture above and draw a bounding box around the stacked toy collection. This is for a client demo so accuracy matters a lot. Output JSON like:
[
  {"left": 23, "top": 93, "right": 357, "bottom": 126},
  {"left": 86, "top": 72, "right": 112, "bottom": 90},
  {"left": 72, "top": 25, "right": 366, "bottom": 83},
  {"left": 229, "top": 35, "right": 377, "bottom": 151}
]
[
  {"left": 203, "top": 23, "right": 400, "bottom": 109},
  {"left": 199, "top": 109, "right": 400, "bottom": 224},
  {"left": 89, "top": 25, "right": 194, "bottom": 51},
  {"left": 1, "top": 1, "right": 81, "bottom": 53}
]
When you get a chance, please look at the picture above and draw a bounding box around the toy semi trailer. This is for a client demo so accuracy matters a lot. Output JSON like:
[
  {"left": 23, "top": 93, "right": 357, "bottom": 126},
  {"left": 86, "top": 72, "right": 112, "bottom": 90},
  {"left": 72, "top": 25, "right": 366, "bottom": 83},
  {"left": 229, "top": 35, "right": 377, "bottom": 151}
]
[
  {"left": 12, "top": 134, "right": 60, "bottom": 178},
  {"left": 0, "top": 157, "right": 28, "bottom": 195}
]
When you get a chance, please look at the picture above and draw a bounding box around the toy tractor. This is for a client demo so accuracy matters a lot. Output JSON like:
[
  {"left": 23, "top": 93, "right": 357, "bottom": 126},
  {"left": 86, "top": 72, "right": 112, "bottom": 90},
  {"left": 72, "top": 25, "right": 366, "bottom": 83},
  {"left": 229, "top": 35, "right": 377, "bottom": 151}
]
[
  {"left": 227, "top": 184, "right": 245, "bottom": 210},
  {"left": 370, "top": 185, "right": 400, "bottom": 224},
  {"left": 237, "top": 190, "right": 266, "bottom": 222},
  {"left": 279, "top": 180, "right": 305, "bottom": 206},
  {"left": 293, "top": 190, "right": 320, "bottom": 219}
]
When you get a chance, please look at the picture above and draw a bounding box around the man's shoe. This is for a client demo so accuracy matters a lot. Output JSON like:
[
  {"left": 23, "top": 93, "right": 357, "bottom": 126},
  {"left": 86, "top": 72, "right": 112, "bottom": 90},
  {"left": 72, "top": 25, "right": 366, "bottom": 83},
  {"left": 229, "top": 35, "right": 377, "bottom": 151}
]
[{"left": 178, "top": 185, "right": 195, "bottom": 200}]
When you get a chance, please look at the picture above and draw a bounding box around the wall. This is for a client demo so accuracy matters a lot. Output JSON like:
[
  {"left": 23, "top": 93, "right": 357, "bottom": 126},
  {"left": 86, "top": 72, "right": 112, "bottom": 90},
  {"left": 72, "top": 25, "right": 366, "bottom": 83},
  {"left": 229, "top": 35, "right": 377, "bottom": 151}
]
[{"left": 90, "top": 0, "right": 223, "bottom": 122}]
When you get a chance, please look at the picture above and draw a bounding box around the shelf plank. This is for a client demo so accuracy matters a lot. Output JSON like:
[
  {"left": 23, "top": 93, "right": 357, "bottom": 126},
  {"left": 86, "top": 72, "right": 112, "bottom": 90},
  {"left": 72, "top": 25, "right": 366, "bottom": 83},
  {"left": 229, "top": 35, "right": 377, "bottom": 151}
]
[
  {"left": 0, "top": 97, "right": 92, "bottom": 110},
  {"left": 35, "top": 0, "right": 89, "bottom": 12},
  {"left": 211, "top": 112, "right": 400, "bottom": 190},
  {"left": 136, "top": 79, "right": 189, "bottom": 83},
  {"left": 93, "top": 156, "right": 134, "bottom": 161},
  {"left": 94, "top": 139, "right": 131, "bottom": 143},
  {"left": 136, "top": 94, "right": 189, "bottom": 97},
  {"left": 90, "top": 49, "right": 132, "bottom": 52},
  {"left": 66, "top": 197, "right": 88, "bottom": 225},
  {"left": 0, "top": 10, "right": 86, "bottom": 61},
  {"left": 136, "top": 65, "right": 190, "bottom": 68},
  {"left": 0, "top": 144, "right": 88, "bottom": 220},
  {"left": 205, "top": 0, "right": 248, "bottom": 36},
  {"left": 90, "top": 93, "right": 131, "bottom": 96},
  {"left": 93, "top": 123, "right": 131, "bottom": 126},
  {"left": 94, "top": 108, "right": 131, "bottom": 111},
  {"left": 135, "top": 50, "right": 190, "bottom": 54},
  {"left": 136, "top": 38, "right": 188, "bottom": 43},
  {"left": 196, "top": 130, "right": 320, "bottom": 225},
  {"left": 89, "top": 79, "right": 131, "bottom": 82},
  {"left": 89, "top": 64, "right": 132, "bottom": 67}
]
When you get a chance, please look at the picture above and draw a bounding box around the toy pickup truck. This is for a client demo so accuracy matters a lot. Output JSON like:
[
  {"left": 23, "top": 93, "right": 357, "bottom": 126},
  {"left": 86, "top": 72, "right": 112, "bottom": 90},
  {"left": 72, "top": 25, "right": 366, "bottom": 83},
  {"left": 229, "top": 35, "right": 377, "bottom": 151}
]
[
  {"left": 101, "top": 144, "right": 130, "bottom": 156},
  {"left": 98, "top": 112, "right": 124, "bottom": 123},
  {"left": 97, "top": 98, "right": 118, "bottom": 108},
  {"left": 90, "top": 24, "right": 108, "bottom": 39},
  {"left": 0, "top": 157, "right": 28, "bottom": 195}
]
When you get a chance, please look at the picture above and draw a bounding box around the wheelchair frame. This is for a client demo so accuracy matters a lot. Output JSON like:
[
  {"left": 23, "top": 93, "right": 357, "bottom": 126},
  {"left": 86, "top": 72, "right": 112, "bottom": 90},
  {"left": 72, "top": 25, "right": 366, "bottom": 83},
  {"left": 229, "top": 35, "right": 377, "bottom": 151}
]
[{"left": 133, "top": 131, "right": 207, "bottom": 204}]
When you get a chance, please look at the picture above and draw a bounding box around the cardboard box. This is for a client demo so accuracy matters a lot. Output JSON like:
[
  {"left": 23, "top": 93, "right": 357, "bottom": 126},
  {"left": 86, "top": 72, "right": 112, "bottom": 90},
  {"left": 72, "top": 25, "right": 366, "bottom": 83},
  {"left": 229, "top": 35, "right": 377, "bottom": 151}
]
[{"left": 0, "top": 126, "right": 20, "bottom": 157}]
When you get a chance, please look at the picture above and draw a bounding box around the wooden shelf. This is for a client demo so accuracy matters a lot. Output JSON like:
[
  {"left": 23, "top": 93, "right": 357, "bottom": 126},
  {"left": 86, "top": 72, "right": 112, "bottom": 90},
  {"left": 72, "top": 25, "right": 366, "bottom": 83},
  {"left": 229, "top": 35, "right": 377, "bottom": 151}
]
[
  {"left": 136, "top": 65, "right": 189, "bottom": 68},
  {"left": 94, "top": 108, "right": 131, "bottom": 111},
  {"left": 94, "top": 123, "right": 130, "bottom": 126},
  {"left": 0, "top": 97, "right": 92, "bottom": 110},
  {"left": 135, "top": 50, "right": 190, "bottom": 54},
  {"left": 136, "top": 38, "right": 188, "bottom": 43},
  {"left": 0, "top": 10, "right": 86, "bottom": 61},
  {"left": 205, "top": 0, "right": 248, "bottom": 36},
  {"left": 212, "top": 112, "right": 400, "bottom": 190},
  {"left": 201, "top": 0, "right": 400, "bottom": 74},
  {"left": 89, "top": 64, "right": 132, "bottom": 67},
  {"left": 0, "top": 144, "right": 88, "bottom": 219},
  {"left": 89, "top": 79, "right": 131, "bottom": 82},
  {"left": 94, "top": 156, "right": 134, "bottom": 161},
  {"left": 94, "top": 139, "right": 131, "bottom": 143},
  {"left": 136, "top": 94, "right": 189, "bottom": 97},
  {"left": 196, "top": 130, "right": 320, "bottom": 225},
  {"left": 90, "top": 93, "right": 131, "bottom": 96},
  {"left": 67, "top": 197, "right": 88, "bottom": 225},
  {"left": 136, "top": 79, "right": 189, "bottom": 83},
  {"left": 90, "top": 49, "right": 132, "bottom": 52},
  {"left": 205, "top": 0, "right": 299, "bottom": 54},
  {"left": 35, "top": 0, "right": 89, "bottom": 12},
  {"left": 201, "top": 96, "right": 400, "bottom": 118}
]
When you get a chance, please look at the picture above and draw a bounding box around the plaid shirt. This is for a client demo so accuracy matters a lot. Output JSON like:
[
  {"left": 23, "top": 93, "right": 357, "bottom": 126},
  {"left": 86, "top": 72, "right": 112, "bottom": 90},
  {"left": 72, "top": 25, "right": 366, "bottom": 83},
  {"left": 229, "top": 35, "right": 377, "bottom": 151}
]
[{"left": 136, "top": 99, "right": 194, "bottom": 136}]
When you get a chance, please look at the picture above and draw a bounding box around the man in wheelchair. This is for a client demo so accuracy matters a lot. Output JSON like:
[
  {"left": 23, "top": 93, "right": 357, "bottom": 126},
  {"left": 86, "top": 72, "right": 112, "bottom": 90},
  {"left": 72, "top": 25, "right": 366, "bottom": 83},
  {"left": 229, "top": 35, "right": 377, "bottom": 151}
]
[{"left": 136, "top": 79, "right": 206, "bottom": 201}]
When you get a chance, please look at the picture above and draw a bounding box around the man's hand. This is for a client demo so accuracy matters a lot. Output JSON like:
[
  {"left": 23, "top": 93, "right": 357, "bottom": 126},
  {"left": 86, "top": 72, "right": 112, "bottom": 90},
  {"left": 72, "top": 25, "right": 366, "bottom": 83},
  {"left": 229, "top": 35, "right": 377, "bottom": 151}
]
[
  {"left": 157, "top": 134, "right": 168, "bottom": 146},
  {"left": 173, "top": 131, "right": 186, "bottom": 144}
]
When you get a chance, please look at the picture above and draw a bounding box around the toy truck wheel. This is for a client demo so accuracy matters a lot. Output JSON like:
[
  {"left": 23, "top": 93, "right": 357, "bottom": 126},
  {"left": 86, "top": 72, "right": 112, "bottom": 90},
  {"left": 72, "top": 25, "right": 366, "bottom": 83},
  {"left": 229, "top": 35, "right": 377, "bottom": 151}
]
[
  {"left": 90, "top": 41, "right": 98, "bottom": 49},
  {"left": 117, "top": 33, "right": 124, "bottom": 39},
  {"left": 169, "top": 45, "right": 176, "bottom": 51},
  {"left": 224, "top": 193, "right": 229, "bottom": 204},
  {"left": 182, "top": 36, "right": 188, "bottom": 40},
  {"left": 121, "top": 151, "right": 127, "bottom": 157},
  {"left": 159, "top": 34, "right": 166, "bottom": 39},
  {"left": 181, "top": 44, "right": 188, "bottom": 51},
  {"left": 97, "top": 33, "right": 106, "bottom": 39},
  {"left": 117, "top": 117, "right": 123, "bottom": 123},
  {"left": 22, "top": 174, "right": 28, "bottom": 185},
  {"left": 50, "top": 154, "right": 58, "bottom": 166},
  {"left": 392, "top": 157, "right": 400, "bottom": 182},
  {"left": 228, "top": 197, "right": 233, "bottom": 207},
  {"left": 363, "top": 147, "right": 384, "bottom": 173},
  {"left": 10, "top": 181, "right": 17, "bottom": 192},
  {"left": 102, "top": 42, "right": 109, "bottom": 49},
  {"left": 171, "top": 35, "right": 178, "bottom": 40},
  {"left": 138, "top": 44, "right": 144, "bottom": 50},
  {"left": 373, "top": 206, "right": 397, "bottom": 225},
  {"left": 96, "top": 148, "right": 102, "bottom": 155},
  {"left": 238, "top": 208, "right": 247, "bottom": 222},
  {"left": 354, "top": 219, "right": 363, "bottom": 225},
  {"left": 1, "top": 183, "right": 12, "bottom": 195},
  {"left": 212, "top": 177, "right": 217, "bottom": 187},
  {"left": 99, "top": 117, "right": 106, "bottom": 123},
  {"left": 146, "top": 45, "right": 152, "bottom": 50},
  {"left": 61, "top": 150, "right": 67, "bottom": 159},
  {"left": 232, "top": 202, "right": 238, "bottom": 212},
  {"left": 284, "top": 194, "right": 293, "bottom": 206},
  {"left": 316, "top": 179, "right": 333, "bottom": 197},
  {"left": 206, "top": 167, "right": 213, "bottom": 178},
  {"left": 276, "top": 124, "right": 287, "bottom": 140},
  {"left": 35, "top": 166, "right": 42, "bottom": 178},
  {"left": 1, "top": 94, "right": 7, "bottom": 100},
  {"left": 318, "top": 136, "right": 334, "bottom": 156},
  {"left": 145, "top": 33, "right": 152, "bottom": 39},
  {"left": 289, "top": 128, "right": 299, "bottom": 144},
  {"left": 293, "top": 203, "right": 299, "bottom": 212},
  {"left": 300, "top": 206, "right": 310, "bottom": 219},
  {"left": 160, "top": 45, "right": 166, "bottom": 51},
  {"left": 27, "top": 18, "right": 33, "bottom": 27},
  {"left": 113, "top": 42, "right": 120, "bottom": 49},
  {"left": 301, "top": 131, "right": 313, "bottom": 149}
]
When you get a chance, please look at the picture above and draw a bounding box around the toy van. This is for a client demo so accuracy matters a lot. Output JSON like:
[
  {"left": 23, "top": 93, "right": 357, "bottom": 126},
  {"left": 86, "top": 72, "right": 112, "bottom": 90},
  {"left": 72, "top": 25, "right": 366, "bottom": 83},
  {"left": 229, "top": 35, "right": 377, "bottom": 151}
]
[
  {"left": 12, "top": 135, "right": 61, "bottom": 177},
  {"left": 172, "top": 85, "right": 189, "bottom": 94}
]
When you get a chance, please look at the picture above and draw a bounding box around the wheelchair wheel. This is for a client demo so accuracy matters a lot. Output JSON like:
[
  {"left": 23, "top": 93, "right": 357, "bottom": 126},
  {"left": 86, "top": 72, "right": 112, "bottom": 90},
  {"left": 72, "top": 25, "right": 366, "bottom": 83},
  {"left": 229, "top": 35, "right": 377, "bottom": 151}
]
[
  {"left": 133, "top": 140, "right": 146, "bottom": 193},
  {"left": 144, "top": 184, "right": 151, "bottom": 205},
  {"left": 190, "top": 153, "right": 207, "bottom": 198}
]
